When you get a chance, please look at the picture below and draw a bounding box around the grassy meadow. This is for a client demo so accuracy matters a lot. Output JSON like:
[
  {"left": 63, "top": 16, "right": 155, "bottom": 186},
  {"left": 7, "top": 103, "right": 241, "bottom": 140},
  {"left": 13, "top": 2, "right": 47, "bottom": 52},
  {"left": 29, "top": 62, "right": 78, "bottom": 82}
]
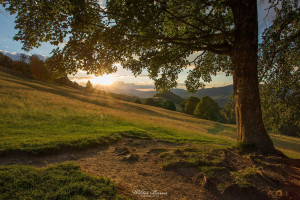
[
  {"left": 1, "top": 67, "right": 300, "bottom": 199},
  {"left": 0, "top": 67, "right": 300, "bottom": 158},
  {"left": 0, "top": 68, "right": 234, "bottom": 155}
]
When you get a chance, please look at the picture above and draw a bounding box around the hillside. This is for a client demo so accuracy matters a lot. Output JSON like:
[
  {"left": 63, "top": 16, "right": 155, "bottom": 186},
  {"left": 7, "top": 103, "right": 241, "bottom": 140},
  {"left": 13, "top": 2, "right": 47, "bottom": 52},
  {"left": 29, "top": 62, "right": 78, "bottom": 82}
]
[
  {"left": 153, "top": 90, "right": 185, "bottom": 104},
  {"left": 107, "top": 86, "right": 233, "bottom": 107},
  {"left": 171, "top": 85, "right": 234, "bottom": 108},
  {"left": 1, "top": 67, "right": 300, "bottom": 200}
]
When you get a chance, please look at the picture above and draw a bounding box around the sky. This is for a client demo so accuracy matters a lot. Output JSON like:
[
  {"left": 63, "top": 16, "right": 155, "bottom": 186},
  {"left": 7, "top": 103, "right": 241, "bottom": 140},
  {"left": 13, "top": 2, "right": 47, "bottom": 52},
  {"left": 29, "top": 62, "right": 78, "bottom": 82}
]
[{"left": 0, "top": 2, "right": 276, "bottom": 90}]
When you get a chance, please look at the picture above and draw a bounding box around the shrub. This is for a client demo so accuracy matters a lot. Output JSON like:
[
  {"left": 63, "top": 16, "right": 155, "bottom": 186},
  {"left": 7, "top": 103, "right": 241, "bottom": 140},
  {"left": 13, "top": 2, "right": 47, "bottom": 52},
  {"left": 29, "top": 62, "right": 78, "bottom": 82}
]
[
  {"left": 163, "top": 100, "right": 176, "bottom": 111},
  {"left": 134, "top": 99, "right": 142, "bottom": 104},
  {"left": 144, "top": 98, "right": 155, "bottom": 106},
  {"left": 194, "top": 96, "right": 219, "bottom": 121}
]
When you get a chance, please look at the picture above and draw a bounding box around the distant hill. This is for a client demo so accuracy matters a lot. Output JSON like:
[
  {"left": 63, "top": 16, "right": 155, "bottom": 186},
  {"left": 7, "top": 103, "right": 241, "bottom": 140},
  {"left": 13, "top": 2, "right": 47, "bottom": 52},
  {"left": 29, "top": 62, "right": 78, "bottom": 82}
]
[
  {"left": 171, "top": 85, "right": 234, "bottom": 107},
  {"left": 154, "top": 90, "right": 185, "bottom": 104},
  {"left": 102, "top": 88, "right": 156, "bottom": 98},
  {"left": 107, "top": 85, "right": 234, "bottom": 107}
]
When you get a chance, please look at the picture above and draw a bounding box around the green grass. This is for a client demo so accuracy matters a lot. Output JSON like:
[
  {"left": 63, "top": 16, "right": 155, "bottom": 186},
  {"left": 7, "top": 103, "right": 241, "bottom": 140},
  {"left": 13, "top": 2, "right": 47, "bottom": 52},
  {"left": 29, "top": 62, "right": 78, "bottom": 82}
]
[
  {"left": 208, "top": 123, "right": 225, "bottom": 135},
  {"left": 0, "top": 67, "right": 300, "bottom": 158},
  {"left": 0, "top": 69, "right": 234, "bottom": 155},
  {"left": 1, "top": 67, "right": 300, "bottom": 199},
  {"left": 0, "top": 163, "right": 128, "bottom": 200}
]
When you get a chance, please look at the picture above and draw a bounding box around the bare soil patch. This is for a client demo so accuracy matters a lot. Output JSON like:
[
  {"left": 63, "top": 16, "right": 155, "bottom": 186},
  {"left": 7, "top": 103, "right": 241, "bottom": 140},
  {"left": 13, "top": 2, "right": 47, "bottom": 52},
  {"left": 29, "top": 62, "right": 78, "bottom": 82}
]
[{"left": 0, "top": 138, "right": 300, "bottom": 200}]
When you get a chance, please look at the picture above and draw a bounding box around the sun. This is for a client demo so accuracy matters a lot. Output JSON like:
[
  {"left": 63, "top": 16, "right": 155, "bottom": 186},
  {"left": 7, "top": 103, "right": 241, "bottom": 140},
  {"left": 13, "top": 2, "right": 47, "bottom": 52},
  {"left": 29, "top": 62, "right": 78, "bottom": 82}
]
[{"left": 91, "top": 74, "right": 114, "bottom": 85}]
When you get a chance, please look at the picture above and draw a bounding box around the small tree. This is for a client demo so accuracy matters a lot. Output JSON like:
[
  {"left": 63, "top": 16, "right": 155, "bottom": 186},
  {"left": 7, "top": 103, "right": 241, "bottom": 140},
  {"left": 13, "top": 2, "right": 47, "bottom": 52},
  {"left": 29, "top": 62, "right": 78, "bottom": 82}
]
[
  {"left": 0, "top": 53, "right": 13, "bottom": 69},
  {"left": 85, "top": 80, "right": 93, "bottom": 92},
  {"left": 134, "top": 99, "right": 142, "bottom": 104},
  {"left": 155, "top": 100, "right": 162, "bottom": 108},
  {"left": 163, "top": 100, "right": 176, "bottom": 111},
  {"left": 194, "top": 96, "right": 219, "bottom": 121},
  {"left": 182, "top": 96, "right": 200, "bottom": 115},
  {"left": 144, "top": 98, "right": 155, "bottom": 106},
  {"left": 30, "top": 55, "right": 52, "bottom": 80}
]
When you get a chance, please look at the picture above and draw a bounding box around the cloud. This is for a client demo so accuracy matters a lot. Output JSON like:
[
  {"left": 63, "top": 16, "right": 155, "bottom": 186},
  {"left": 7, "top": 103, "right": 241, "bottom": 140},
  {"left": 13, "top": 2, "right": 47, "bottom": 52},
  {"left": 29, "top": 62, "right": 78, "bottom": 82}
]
[
  {"left": 111, "top": 74, "right": 149, "bottom": 78},
  {"left": 0, "top": 50, "right": 48, "bottom": 61},
  {"left": 222, "top": 82, "right": 231, "bottom": 86},
  {"left": 69, "top": 76, "right": 94, "bottom": 81},
  {"left": 216, "top": 72, "right": 226, "bottom": 75},
  {"left": 98, "top": 0, "right": 106, "bottom": 9}
]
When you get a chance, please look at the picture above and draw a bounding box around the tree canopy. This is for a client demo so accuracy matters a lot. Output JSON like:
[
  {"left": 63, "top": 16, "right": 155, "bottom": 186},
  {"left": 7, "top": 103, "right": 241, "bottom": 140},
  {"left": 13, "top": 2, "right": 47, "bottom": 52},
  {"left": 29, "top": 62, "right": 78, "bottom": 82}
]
[
  {"left": 181, "top": 96, "right": 200, "bottom": 115},
  {"left": 162, "top": 100, "right": 176, "bottom": 111},
  {"left": 134, "top": 99, "right": 142, "bottom": 104},
  {"left": 144, "top": 98, "right": 156, "bottom": 106},
  {"left": 2, "top": 0, "right": 234, "bottom": 88},
  {"left": 194, "top": 96, "right": 219, "bottom": 121}
]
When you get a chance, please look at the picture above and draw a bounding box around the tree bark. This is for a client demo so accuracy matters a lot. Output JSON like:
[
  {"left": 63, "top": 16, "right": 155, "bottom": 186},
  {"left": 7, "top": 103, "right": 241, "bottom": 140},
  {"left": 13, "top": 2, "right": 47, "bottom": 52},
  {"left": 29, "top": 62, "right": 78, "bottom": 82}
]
[{"left": 230, "top": 0, "right": 275, "bottom": 153}]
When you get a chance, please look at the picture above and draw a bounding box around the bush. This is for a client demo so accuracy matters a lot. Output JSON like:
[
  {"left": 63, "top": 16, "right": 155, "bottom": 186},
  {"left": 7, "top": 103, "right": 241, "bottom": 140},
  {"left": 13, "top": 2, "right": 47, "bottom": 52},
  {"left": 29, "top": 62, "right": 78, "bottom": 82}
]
[
  {"left": 181, "top": 96, "right": 200, "bottom": 114},
  {"left": 144, "top": 98, "right": 155, "bottom": 106},
  {"left": 155, "top": 100, "right": 162, "bottom": 107},
  {"left": 163, "top": 100, "right": 176, "bottom": 111},
  {"left": 134, "top": 99, "right": 142, "bottom": 104},
  {"left": 194, "top": 96, "right": 219, "bottom": 121}
]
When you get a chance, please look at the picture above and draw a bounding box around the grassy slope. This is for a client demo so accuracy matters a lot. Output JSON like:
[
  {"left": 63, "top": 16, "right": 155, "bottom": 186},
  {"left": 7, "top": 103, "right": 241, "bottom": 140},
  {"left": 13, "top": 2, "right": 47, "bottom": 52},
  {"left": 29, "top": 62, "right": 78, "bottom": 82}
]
[
  {"left": 0, "top": 68, "right": 233, "bottom": 154},
  {"left": 0, "top": 67, "right": 300, "bottom": 158}
]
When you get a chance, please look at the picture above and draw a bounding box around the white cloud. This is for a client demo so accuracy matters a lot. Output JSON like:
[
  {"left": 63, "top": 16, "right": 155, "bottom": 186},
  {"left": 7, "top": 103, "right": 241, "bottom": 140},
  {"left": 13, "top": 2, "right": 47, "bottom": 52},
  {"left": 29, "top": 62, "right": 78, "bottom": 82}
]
[{"left": 222, "top": 82, "right": 231, "bottom": 86}]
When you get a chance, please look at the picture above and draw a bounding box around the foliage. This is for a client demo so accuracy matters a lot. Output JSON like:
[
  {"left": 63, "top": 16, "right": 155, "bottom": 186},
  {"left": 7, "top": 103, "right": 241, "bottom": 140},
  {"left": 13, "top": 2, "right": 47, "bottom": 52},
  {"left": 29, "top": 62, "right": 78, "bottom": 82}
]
[
  {"left": 134, "top": 99, "right": 142, "bottom": 104},
  {"left": 0, "top": 52, "right": 13, "bottom": 69},
  {"left": 194, "top": 96, "right": 219, "bottom": 121},
  {"left": 1, "top": 0, "right": 234, "bottom": 91},
  {"left": 162, "top": 100, "right": 176, "bottom": 111},
  {"left": 258, "top": 0, "right": 300, "bottom": 133},
  {"left": 85, "top": 80, "right": 93, "bottom": 92},
  {"left": 181, "top": 96, "right": 200, "bottom": 115},
  {"left": 154, "top": 91, "right": 184, "bottom": 104},
  {"left": 220, "top": 94, "right": 236, "bottom": 124},
  {"left": 84, "top": 82, "right": 94, "bottom": 92},
  {"left": 30, "top": 55, "right": 53, "bottom": 80},
  {"left": 144, "top": 98, "right": 156, "bottom": 106},
  {"left": 0, "top": 163, "right": 126, "bottom": 200},
  {"left": 12, "top": 60, "right": 31, "bottom": 75},
  {"left": 155, "top": 99, "right": 162, "bottom": 107}
]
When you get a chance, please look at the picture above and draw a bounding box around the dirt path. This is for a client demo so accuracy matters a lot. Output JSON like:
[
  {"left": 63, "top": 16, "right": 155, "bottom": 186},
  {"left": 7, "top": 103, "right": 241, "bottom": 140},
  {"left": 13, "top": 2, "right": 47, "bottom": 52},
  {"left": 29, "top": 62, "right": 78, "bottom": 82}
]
[
  {"left": 0, "top": 138, "right": 218, "bottom": 199},
  {"left": 1, "top": 138, "right": 300, "bottom": 200},
  {"left": 77, "top": 139, "right": 218, "bottom": 199}
]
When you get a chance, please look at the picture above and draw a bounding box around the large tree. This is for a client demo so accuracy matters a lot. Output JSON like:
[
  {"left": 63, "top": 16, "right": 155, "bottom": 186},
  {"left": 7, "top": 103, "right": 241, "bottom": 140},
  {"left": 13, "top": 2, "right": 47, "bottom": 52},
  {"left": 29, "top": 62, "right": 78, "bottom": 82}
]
[{"left": 3, "top": 0, "right": 294, "bottom": 153}]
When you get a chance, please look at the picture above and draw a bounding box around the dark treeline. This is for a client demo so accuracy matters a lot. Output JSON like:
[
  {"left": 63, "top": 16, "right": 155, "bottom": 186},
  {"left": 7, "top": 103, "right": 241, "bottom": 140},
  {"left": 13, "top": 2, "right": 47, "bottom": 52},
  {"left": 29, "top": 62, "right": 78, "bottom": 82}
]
[
  {"left": 0, "top": 52, "right": 145, "bottom": 104},
  {"left": 0, "top": 52, "right": 83, "bottom": 90},
  {"left": 181, "top": 96, "right": 234, "bottom": 124}
]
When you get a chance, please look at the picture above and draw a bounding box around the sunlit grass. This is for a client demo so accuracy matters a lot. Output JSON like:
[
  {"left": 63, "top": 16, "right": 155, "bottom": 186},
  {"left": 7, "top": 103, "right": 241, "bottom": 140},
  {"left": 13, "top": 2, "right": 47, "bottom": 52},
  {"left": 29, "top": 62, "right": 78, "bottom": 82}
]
[
  {"left": 0, "top": 70, "right": 234, "bottom": 154},
  {"left": 0, "top": 68, "right": 299, "bottom": 158}
]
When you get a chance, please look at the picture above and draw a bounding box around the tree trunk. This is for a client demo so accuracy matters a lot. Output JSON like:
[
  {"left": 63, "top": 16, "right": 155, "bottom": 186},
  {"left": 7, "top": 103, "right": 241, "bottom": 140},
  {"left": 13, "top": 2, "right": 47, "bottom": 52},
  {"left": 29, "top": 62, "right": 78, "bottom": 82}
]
[{"left": 230, "top": 0, "right": 275, "bottom": 153}]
